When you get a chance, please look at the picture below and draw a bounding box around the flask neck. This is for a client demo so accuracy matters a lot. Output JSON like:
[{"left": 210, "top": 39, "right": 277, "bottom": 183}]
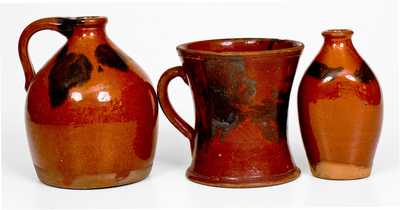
[{"left": 316, "top": 29, "right": 362, "bottom": 70}]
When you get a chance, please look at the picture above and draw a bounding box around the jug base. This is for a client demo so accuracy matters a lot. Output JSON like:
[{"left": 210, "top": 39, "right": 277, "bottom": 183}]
[
  {"left": 186, "top": 167, "right": 300, "bottom": 188},
  {"left": 34, "top": 165, "right": 152, "bottom": 189},
  {"left": 310, "top": 161, "right": 371, "bottom": 180}
]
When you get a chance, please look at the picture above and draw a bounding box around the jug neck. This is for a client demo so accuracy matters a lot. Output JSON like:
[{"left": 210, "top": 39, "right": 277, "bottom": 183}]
[
  {"left": 58, "top": 16, "right": 109, "bottom": 52},
  {"left": 58, "top": 16, "right": 108, "bottom": 41},
  {"left": 316, "top": 29, "right": 362, "bottom": 70}
]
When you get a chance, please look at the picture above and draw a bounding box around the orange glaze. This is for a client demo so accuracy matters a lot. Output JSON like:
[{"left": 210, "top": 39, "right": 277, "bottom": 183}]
[
  {"left": 19, "top": 16, "right": 158, "bottom": 189},
  {"left": 298, "top": 29, "right": 382, "bottom": 180}
]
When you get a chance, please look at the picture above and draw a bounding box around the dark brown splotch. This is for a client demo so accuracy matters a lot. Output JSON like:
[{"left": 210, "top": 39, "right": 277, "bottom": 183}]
[
  {"left": 246, "top": 94, "right": 290, "bottom": 143},
  {"left": 306, "top": 61, "right": 343, "bottom": 80},
  {"left": 209, "top": 85, "right": 241, "bottom": 142},
  {"left": 266, "top": 39, "right": 279, "bottom": 50},
  {"left": 229, "top": 63, "right": 257, "bottom": 104},
  {"left": 205, "top": 57, "right": 256, "bottom": 104},
  {"left": 247, "top": 104, "right": 277, "bottom": 142},
  {"left": 354, "top": 62, "right": 375, "bottom": 83},
  {"left": 275, "top": 68, "right": 297, "bottom": 140},
  {"left": 275, "top": 90, "right": 291, "bottom": 139},
  {"left": 199, "top": 56, "right": 295, "bottom": 144},
  {"left": 245, "top": 63, "right": 295, "bottom": 142},
  {"left": 49, "top": 49, "right": 92, "bottom": 107},
  {"left": 57, "top": 18, "right": 78, "bottom": 38},
  {"left": 95, "top": 44, "right": 128, "bottom": 71},
  {"left": 97, "top": 66, "right": 104, "bottom": 72},
  {"left": 203, "top": 57, "right": 256, "bottom": 142}
]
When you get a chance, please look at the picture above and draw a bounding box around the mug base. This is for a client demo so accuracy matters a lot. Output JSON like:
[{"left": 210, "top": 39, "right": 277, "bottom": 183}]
[
  {"left": 186, "top": 167, "right": 300, "bottom": 188},
  {"left": 34, "top": 165, "right": 152, "bottom": 189}
]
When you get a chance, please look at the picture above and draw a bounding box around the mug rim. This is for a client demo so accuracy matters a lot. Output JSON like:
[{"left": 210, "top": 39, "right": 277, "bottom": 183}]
[{"left": 177, "top": 38, "right": 304, "bottom": 57}]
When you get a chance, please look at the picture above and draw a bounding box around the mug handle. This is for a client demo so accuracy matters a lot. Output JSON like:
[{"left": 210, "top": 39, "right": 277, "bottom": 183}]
[
  {"left": 157, "top": 66, "right": 195, "bottom": 152},
  {"left": 18, "top": 18, "right": 63, "bottom": 91}
]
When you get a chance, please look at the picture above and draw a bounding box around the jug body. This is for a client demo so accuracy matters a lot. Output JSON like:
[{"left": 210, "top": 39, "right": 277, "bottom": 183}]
[
  {"left": 158, "top": 38, "right": 304, "bottom": 187},
  {"left": 19, "top": 17, "right": 158, "bottom": 189},
  {"left": 298, "top": 29, "right": 382, "bottom": 180}
]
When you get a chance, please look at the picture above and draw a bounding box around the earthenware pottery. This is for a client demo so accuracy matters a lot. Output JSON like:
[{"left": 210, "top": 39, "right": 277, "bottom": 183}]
[
  {"left": 298, "top": 29, "right": 382, "bottom": 180},
  {"left": 158, "top": 38, "right": 304, "bottom": 187},
  {"left": 18, "top": 16, "right": 158, "bottom": 189}
]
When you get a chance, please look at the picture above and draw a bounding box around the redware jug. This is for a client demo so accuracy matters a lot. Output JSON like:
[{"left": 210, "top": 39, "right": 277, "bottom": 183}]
[
  {"left": 18, "top": 16, "right": 158, "bottom": 189},
  {"left": 298, "top": 29, "right": 382, "bottom": 180},
  {"left": 158, "top": 38, "right": 304, "bottom": 187}
]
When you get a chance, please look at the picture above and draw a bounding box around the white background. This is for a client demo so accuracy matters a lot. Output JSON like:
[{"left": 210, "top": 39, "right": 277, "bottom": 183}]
[{"left": 1, "top": 0, "right": 399, "bottom": 208}]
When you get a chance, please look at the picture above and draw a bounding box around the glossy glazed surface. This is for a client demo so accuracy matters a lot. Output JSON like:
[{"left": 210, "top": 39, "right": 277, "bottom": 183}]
[
  {"left": 158, "top": 38, "right": 303, "bottom": 187},
  {"left": 19, "top": 17, "right": 158, "bottom": 189},
  {"left": 298, "top": 30, "right": 382, "bottom": 180}
]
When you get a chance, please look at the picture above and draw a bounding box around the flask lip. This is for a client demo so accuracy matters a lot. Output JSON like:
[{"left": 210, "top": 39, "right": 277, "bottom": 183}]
[{"left": 322, "top": 29, "right": 354, "bottom": 38}]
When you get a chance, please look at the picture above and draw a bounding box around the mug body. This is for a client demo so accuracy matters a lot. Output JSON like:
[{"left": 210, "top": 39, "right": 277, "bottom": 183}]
[{"left": 177, "top": 38, "right": 304, "bottom": 187}]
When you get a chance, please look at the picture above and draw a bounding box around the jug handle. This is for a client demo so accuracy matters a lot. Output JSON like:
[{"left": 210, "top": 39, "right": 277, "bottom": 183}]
[
  {"left": 18, "top": 18, "right": 62, "bottom": 91},
  {"left": 157, "top": 66, "right": 195, "bottom": 152}
]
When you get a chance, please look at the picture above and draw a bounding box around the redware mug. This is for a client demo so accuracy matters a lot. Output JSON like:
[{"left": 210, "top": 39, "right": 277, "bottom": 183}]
[{"left": 157, "top": 38, "right": 304, "bottom": 188}]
